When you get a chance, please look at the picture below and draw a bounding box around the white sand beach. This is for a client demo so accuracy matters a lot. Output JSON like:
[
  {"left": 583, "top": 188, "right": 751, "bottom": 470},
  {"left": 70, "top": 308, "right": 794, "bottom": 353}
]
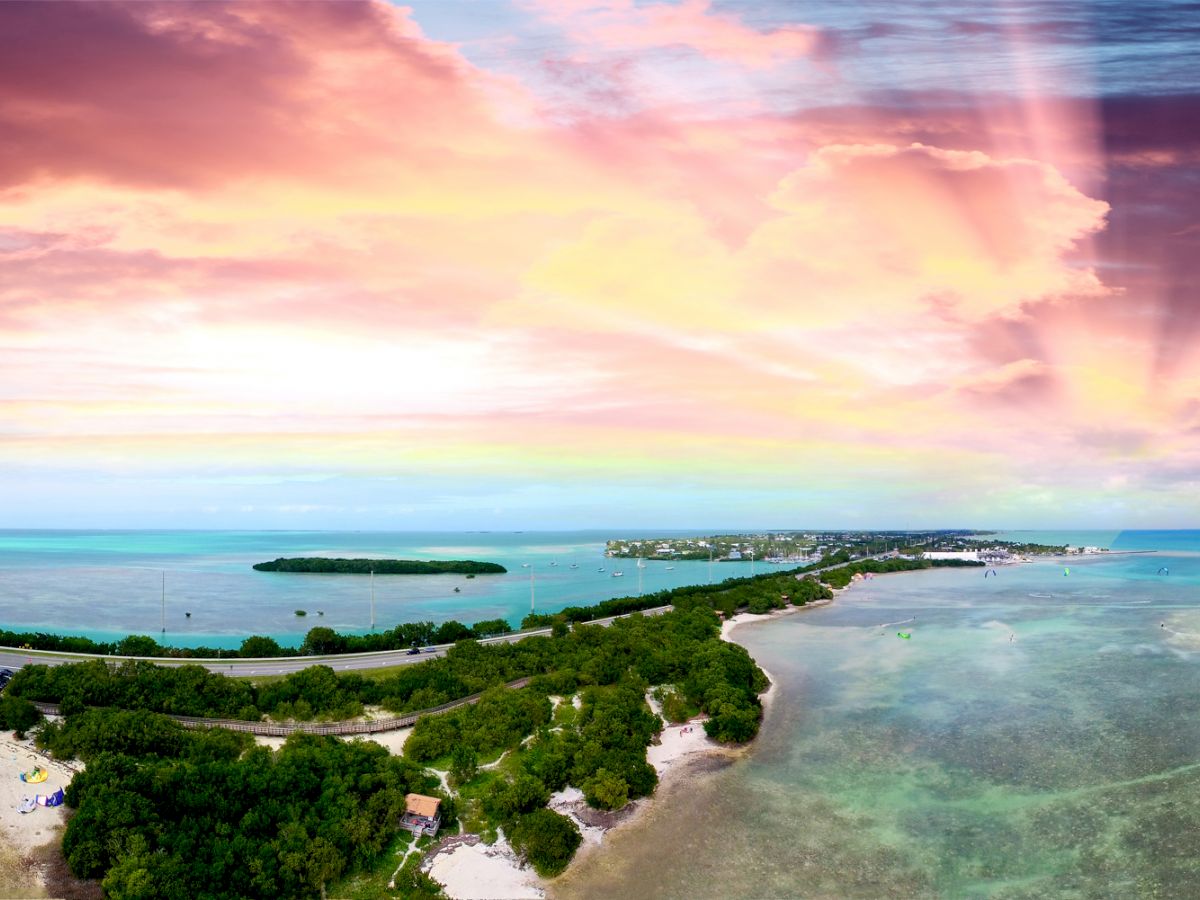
[
  {"left": 422, "top": 833, "right": 545, "bottom": 899},
  {"left": 0, "top": 732, "right": 77, "bottom": 857},
  {"left": 0, "top": 729, "right": 81, "bottom": 896},
  {"left": 646, "top": 718, "right": 718, "bottom": 775}
]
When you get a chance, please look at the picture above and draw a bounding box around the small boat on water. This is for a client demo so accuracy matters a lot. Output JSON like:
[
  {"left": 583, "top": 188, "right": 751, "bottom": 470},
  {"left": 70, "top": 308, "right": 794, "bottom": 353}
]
[
  {"left": 521, "top": 563, "right": 530, "bottom": 568},
  {"left": 569, "top": 563, "right": 578, "bottom": 569},
  {"left": 598, "top": 567, "right": 605, "bottom": 572},
  {"left": 612, "top": 571, "right": 624, "bottom": 578},
  {"left": 549, "top": 561, "right": 557, "bottom": 566},
  {"left": 665, "top": 566, "right": 675, "bottom": 571}
]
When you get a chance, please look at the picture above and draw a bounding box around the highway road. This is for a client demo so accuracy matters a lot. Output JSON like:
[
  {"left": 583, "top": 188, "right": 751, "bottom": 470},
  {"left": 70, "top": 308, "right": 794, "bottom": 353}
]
[{"left": 0, "top": 606, "right": 674, "bottom": 678}]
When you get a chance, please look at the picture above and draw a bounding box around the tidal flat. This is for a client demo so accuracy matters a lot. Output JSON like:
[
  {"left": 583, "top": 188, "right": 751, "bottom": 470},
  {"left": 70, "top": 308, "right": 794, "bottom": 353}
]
[{"left": 554, "top": 553, "right": 1200, "bottom": 898}]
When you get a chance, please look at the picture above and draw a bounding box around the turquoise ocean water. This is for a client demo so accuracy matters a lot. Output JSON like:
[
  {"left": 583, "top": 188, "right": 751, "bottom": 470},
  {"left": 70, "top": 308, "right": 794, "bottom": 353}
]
[
  {"left": 0, "top": 529, "right": 743, "bottom": 648},
  {"left": 0, "top": 529, "right": 1177, "bottom": 650},
  {"left": 556, "top": 531, "right": 1200, "bottom": 898}
]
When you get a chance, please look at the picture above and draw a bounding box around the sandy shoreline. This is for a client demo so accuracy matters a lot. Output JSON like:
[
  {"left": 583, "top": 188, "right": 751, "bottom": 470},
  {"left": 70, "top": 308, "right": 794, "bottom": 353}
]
[
  {"left": 422, "top": 595, "right": 846, "bottom": 900},
  {"left": 0, "top": 728, "right": 82, "bottom": 896},
  {"left": 421, "top": 703, "right": 739, "bottom": 900}
]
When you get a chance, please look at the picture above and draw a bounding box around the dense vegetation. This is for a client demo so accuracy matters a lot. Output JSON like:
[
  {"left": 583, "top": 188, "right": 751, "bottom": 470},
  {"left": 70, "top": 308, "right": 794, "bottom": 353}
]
[
  {"left": 39, "top": 711, "right": 445, "bottom": 899},
  {"left": 0, "top": 613, "right": 514, "bottom": 661},
  {"left": 0, "top": 694, "right": 43, "bottom": 738},
  {"left": 521, "top": 568, "right": 832, "bottom": 629},
  {"left": 816, "top": 555, "right": 984, "bottom": 588},
  {"left": 253, "top": 558, "right": 506, "bottom": 575},
  {"left": 9, "top": 598, "right": 768, "bottom": 731}
]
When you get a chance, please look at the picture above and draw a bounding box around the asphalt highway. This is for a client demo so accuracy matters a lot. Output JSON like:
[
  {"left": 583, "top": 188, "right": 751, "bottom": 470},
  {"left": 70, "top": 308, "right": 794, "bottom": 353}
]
[{"left": 0, "top": 608, "right": 672, "bottom": 678}]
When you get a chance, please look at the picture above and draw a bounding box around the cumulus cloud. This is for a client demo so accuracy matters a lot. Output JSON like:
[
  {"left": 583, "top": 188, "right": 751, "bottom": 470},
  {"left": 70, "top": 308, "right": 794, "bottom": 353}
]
[
  {"left": 0, "top": 1, "right": 491, "bottom": 189},
  {"left": 757, "top": 143, "right": 1109, "bottom": 318},
  {"left": 527, "top": 142, "right": 1109, "bottom": 330}
]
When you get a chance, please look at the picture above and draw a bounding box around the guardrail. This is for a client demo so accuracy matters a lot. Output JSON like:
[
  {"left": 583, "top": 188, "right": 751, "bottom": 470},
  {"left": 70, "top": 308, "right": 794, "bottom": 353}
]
[{"left": 30, "top": 676, "right": 531, "bottom": 738}]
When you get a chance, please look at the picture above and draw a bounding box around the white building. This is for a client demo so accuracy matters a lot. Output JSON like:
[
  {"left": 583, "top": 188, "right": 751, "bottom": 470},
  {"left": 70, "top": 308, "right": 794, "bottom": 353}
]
[{"left": 923, "top": 551, "right": 980, "bottom": 561}]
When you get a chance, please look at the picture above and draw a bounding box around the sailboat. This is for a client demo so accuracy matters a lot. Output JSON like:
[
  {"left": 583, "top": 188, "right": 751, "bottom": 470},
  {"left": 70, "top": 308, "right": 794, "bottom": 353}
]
[
  {"left": 665, "top": 566, "right": 675, "bottom": 571},
  {"left": 569, "top": 563, "right": 578, "bottom": 569},
  {"left": 611, "top": 571, "right": 624, "bottom": 577}
]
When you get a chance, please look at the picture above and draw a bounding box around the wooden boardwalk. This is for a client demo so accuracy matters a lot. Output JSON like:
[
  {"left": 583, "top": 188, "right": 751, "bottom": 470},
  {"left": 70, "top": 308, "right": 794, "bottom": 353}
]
[{"left": 31, "top": 676, "right": 531, "bottom": 737}]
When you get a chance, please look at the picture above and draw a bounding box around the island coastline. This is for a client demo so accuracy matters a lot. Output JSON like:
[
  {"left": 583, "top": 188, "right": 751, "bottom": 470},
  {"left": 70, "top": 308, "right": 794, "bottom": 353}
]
[
  {"left": 3, "top": 555, "right": 1118, "bottom": 899},
  {"left": 427, "top": 598, "right": 841, "bottom": 900}
]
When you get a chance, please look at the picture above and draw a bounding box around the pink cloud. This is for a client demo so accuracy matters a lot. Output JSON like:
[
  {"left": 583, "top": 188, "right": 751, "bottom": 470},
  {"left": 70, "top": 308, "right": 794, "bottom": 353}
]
[{"left": 526, "top": 0, "right": 821, "bottom": 68}]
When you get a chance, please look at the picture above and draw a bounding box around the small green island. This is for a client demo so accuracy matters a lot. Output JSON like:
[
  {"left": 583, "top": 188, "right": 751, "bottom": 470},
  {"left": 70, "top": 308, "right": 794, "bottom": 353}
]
[{"left": 253, "top": 557, "right": 507, "bottom": 574}]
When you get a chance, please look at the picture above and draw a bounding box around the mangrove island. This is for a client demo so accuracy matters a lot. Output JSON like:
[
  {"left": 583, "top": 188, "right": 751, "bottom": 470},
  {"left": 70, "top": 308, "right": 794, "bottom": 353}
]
[{"left": 253, "top": 557, "right": 507, "bottom": 575}]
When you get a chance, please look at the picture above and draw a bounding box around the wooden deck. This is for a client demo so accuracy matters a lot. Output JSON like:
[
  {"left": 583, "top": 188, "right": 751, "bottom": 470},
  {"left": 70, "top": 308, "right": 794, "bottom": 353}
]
[{"left": 30, "top": 676, "right": 531, "bottom": 737}]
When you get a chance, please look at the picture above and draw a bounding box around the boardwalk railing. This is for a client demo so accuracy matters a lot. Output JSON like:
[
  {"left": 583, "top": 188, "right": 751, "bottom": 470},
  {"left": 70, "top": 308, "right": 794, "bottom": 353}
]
[{"left": 30, "top": 676, "right": 531, "bottom": 738}]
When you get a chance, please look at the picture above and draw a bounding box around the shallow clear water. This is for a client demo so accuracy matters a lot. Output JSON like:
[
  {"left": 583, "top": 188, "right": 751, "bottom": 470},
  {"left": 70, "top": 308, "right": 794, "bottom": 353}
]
[
  {"left": 0, "top": 529, "right": 735, "bottom": 647},
  {"left": 554, "top": 550, "right": 1200, "bottom": 899}
]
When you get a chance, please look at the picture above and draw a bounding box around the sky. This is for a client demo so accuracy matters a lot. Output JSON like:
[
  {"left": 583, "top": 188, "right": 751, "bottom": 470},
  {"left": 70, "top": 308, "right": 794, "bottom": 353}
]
[{"left": 1, "top": 0, "right": 1199, "bottom": 530}]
